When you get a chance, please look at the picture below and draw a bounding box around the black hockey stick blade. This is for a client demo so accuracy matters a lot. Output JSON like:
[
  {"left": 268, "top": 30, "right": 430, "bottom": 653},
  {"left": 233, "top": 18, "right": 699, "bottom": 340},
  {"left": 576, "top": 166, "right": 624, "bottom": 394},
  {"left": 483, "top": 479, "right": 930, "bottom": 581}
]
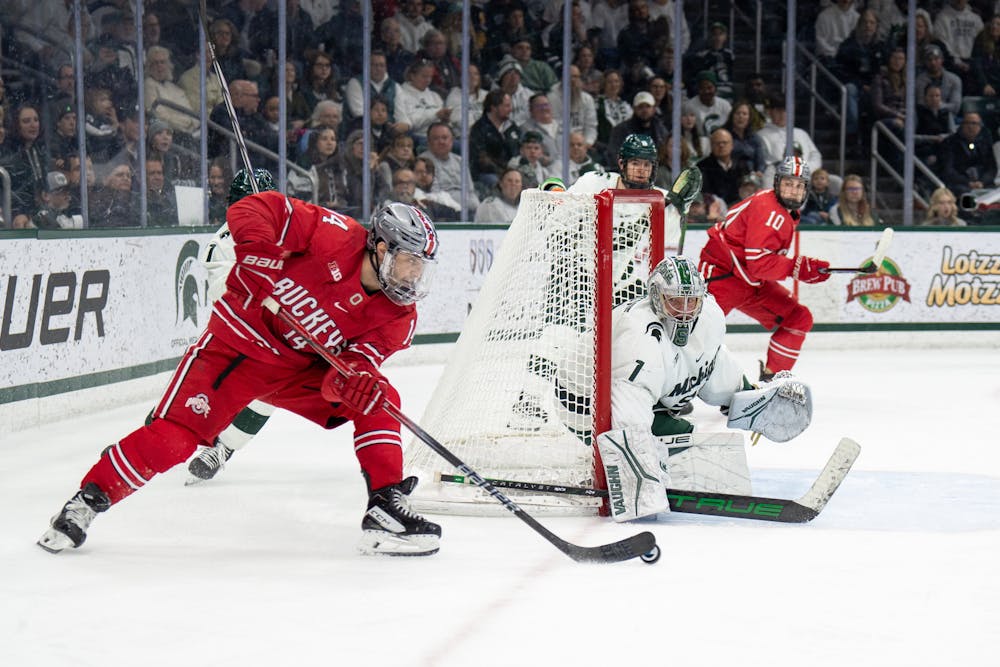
[
  {"left": 438, "top": 437, "right": 861, "bottom": 524},
  {"left": 820, "top": 264, "right": 879, "bottom": 274},
  {"left": 262, "top": 298, "right": 658, "bottom": 564}
]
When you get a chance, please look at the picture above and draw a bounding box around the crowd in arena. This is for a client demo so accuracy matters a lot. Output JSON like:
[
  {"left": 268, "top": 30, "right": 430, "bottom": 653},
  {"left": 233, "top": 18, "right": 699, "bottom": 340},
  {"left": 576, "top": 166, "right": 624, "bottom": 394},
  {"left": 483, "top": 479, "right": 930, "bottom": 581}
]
[{"left": 1, "top": 0, "right": 998, "bottom": 228}]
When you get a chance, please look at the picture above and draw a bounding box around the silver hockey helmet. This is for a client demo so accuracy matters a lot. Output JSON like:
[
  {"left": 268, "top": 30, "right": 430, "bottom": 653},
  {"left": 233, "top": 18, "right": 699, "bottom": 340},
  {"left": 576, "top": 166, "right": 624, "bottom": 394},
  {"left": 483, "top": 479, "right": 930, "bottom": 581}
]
[
  {"left": 367, "top": 203, "right": 439, "bottom": 305},
  {"left": 773, "top": 155, "right": 810, "bottom": 211},
  {"left": 647, "top": 256, "right": 706, "bottom": 347}
]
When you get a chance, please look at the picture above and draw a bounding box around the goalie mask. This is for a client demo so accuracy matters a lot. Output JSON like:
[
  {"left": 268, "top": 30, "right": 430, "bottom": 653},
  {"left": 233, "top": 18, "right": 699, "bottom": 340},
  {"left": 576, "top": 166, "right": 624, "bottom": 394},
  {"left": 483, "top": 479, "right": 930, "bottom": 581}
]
[
  {"left": 773, "top": 156, "right": 810, "bottom": 211},
  {"left": 617, "top": 133, "right": 658, "bottom": 189},
  {"left": 367, "top": 203, "right": 439, "bottom": 305},
  {"left": 648, "top": 256, "right": 706, "bottom": 347},
  {"left": 228, "top": 168, "right": 277, "bottom": 205}
]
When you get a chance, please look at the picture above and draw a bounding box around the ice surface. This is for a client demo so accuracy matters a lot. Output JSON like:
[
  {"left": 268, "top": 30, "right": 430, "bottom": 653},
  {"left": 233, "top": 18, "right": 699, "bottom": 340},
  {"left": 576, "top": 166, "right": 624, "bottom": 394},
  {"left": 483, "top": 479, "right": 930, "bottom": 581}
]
[{"left": 2, "top": 333, "right": 998, "bottom": 666}]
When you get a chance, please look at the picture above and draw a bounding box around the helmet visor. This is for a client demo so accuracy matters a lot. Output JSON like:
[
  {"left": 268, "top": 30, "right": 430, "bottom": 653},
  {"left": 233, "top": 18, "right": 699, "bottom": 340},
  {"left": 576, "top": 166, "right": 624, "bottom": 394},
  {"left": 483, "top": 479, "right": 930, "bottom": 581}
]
[{"left": 380, "top": 249, "right": 437, "bottom": 305}]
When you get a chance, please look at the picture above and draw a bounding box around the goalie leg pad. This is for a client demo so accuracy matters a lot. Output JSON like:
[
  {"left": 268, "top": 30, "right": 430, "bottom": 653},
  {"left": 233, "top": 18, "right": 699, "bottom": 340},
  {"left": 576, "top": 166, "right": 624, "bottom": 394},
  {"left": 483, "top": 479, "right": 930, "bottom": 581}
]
[
  {"left": 655, "top": 432, "right": 751, "bottom": 495},
  {"left": 726, "top": 372, "right": 812, "bottom": 442},
  {"left": 596, "top": 428, "right": 668, "bottom": 522}
]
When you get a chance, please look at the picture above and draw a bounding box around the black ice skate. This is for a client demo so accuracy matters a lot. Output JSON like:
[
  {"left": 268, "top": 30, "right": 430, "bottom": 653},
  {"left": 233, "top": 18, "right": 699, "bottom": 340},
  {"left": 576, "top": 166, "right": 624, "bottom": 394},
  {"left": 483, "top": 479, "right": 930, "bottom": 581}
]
[
  {"left": 186, "top": 439, "right": 234, "bottom": 485},
  {"left": 758, "top": 360, "right": 776, "bottom": 383},
  {"left": 37, "top": 483, "right": 110, "bottom": 553},
  {"left": 359, "top": 477, "right": 441, "bottom": 556}
]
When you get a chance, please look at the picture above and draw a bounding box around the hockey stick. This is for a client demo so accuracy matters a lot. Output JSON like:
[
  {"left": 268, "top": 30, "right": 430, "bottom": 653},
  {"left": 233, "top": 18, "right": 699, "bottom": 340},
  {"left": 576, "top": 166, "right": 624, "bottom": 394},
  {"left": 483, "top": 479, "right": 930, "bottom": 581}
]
[
  {"left": 438, "top": 437, "right": 861, "bottom": 524},
  {"left": 261, "top": 297, "right": 659, "bottom": 564},
  {"left": 819, "top": 227, "right": 894, "bottom": 274}
]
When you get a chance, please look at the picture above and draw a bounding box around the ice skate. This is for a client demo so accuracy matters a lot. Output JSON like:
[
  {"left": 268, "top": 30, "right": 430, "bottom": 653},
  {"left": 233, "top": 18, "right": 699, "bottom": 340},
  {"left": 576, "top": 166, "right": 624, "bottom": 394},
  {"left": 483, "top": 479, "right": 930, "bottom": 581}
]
[
  {"left": 37, "top": 483, "right": 110, "bottom": 553},
  {"left": 359, "top": 477, "right": 441, "bottom": 556},
  {"left": 185, "top": 439, "right": 234, "bottom": 485},
  {"left": 758, "top": 360, "right": 776, "bottom": 382}
]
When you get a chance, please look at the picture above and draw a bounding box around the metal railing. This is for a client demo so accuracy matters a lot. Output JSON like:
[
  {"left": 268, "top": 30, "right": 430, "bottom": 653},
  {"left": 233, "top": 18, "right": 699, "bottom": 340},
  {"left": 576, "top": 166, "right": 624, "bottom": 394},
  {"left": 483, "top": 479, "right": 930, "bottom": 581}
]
[
  {"left": 0, "top": 167, "right": 11, "bottom": 228},
  {"left": 794, "top": 43, "right": 847, "bottom": 178},
  {"left": 869, "top": 120, "right": 944, "bottom": 214}
]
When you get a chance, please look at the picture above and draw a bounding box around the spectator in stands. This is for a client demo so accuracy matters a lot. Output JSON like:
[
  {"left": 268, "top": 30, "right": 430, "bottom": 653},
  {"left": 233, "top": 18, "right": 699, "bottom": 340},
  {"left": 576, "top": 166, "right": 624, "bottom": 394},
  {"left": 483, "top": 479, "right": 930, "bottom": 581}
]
[
  {"left": 550, "top": 65, "right": 599, "bottom": 148},
  {"left": 617, "top": 0, "right": 656, "bottom": 76},
  {"left": 835, "top": 8, "right": 885, "bottom": 149},
  {"left": 698, "top": 128, "right": 745, "bottom": 206},
  {"left": 648, "top": 75, "right": 671, "bottom": 121},
  {"left": 940, "top": 111, "right": 996, "bottom": 196},
  {"left": 340, "top": 129, "right": 384, "bottom": 217},
  {"left": 209, "top": 80, "right": 268, "bottom": 159},
  {"left": 653, "top": 134, "right": 691, "bottom": 189},
  {"left": 1, "top": 103, "right": 47, "bottom": 229},
  {"left": 49, "top": 103, "right": 78, "bottom": 165},
  {"left": 830, "top": 174, "right": 880, "bottom": 226},
  {"left": 520, "top": 93, "right": 561, "bottom": 165},
  {"left": 47, "top": 65, "right": 78, "bottom": 111},
  {"left": 741, "top": 72, "right": 772, "bottom": 120},
  {"left": 395, "top": 60, "right": 450, "bottom": 149},
  {"left": 316, "top": 0, "right": 365, "bottom": 78},
  {"left": 376, "top": 132, "right": 417, "bottom": 194},
  {"left": 567, "top": 130, "right": 604, "bottom": 185},
  {"left": 605, "top": 91, "right": 668, "bottom": 166},
  {"left": 543, "top": 0, "right": 591, "bottom": 70},
  {"left": 756, "top": 97, "right": 824, "bottom": 183},
  {"left": 293, "top": 124, "right": 348, "bottom": 208},
  {"left": 207, "top": 158, "right": 230, "bottom": 227},
  {"left": 494, "top": 57, "right": 533, "bottom": 128},
  {"left": 14, "top": 0, "right": 94, "bottom": 70},
  {"left": 469, "top": 90, "right": 522, "bottom": 192},
  {"left": 591, "top": 0, "right": 630, "bottom": 69},
  {"left": 686, "top": 22, "right": 735, "bottom": 100},
  {"left": 869, "top": 0, "right": 905, "bottom": 41},
  {"left": 445, "top": 63, "right": 488, "bottom": 130},
  {"left": 396, "top": 0, "right": 435, "bottom": 53},
  {"left": 723, "top": 100, "right": 766, "bottom": 177},
  {"left": 933, "top": 0, "right": 982, "bottom": 81},
  {"left": 208, "top": 18, "right": 252, "bottom": 85},
  {"left": 972, "top": 15, "right": 1000, "bottom": 97},
  {"left": 32, "top": 171, "right": 80, "bottom": 229},
  {"left": 179, "top": 58, "right": 224, "bottom": 115},
  {"left": 439, "top": 4, "right": 484, "bottom": 68},
  {"left": 344, "top": 96, "right": 399, "bottom": 156},
  {"left": 575, "top": 45, "right": 604, "bottom": 98},
  {"left": 915, "top": 45, "right": 963, "bottom": 117},
  {"left": 88, "top": 161, "right": 138, "bottom": 227},
  {"left": 916, "top": 84, "right": 956, "bottom": 172},
  {"left": 737, "top": 172, "right": 762, "bottom": 200},
  {"left": 509, "top": 37, "right": 558, "bottom": 95},
  {"left": 63, "top": 153, "right": 96, "bottom": 217},
  {"left": 905, "top": 10, "right": 958, "bottom": 74},
  {"left": 420, "top": 121, "right": 479, "bottom": 216},
  {"left": 872, "top": 46, "right": 908, "bottom": 135},
  {"left": 296, "top": 99, "right": 343, "bottom": 156},
  {"left": 253, "top": 0, "right": 319, "bottom": 65},
  {"left": 922, "top": 186, "right": 968, "bottom": 226},
  {"left": 107, "top": 105, "right": 140, "bottom": 175},
  {"left": 814, "top": 0, "right": 859, "bottom": 67},
  {"left": 85, "top": 33, "right": 137, "bottom": 104},
  {"left": 800, "top": 168, "right": 838, "bottom": 225},
  {"left": 83, "top": 88, "right": 121, "bottom": 164},
  {"left": 508, "top": 130, "right": 560, "bottom": 190},
  {"left": 377, "top": 17, "right": 415, "bottom": 84},
  {"left": 647, "top": 0, "right": 690, "bottom": 53},
  {"left": 144, "top": 156, "right": 178, "bottom": 227},
  {"left": 301, "top": 50, "right": 342, "bottom": 111},
  {"left": 273, "top": 61, "right": 312, "bottom": 130},
  {"left": 474, "top": 167, "right": 523, "bottom": 223},
  {"left": 687, "top": 70, "right": 731, "bottom": 137},
  {"left": 596, "top": 70, "right": 633, "bottom": 157},
  {"left": 344, "top": 51, "right": 399, "bottom": 126},
  {"left": 147, "top": 120, "right": 195, "bottom": 186},
  {"left": 678, "top": 101, "right": 709, "bottom": 161},
  {"left": 482, "top": 5, "right": 534, "bottom": 69},
  {"left": 411, "top": 157, "right": 462, "bottom": 221},
  {"left": 221, "top": 0, "right": 275, "bottom": 58},
  {"left": 144, "top": 46, "right": 200, "bottom": 137},
  {"left": 417, "top": 30, "right": 461, "bottom": 100}
]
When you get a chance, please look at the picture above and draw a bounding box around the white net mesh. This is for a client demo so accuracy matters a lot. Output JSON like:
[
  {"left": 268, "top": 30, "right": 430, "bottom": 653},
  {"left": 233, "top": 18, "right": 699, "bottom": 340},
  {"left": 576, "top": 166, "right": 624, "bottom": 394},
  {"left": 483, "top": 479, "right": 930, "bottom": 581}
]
[{"left": 405, "top": 190, "right": 655, "bottom": 515}]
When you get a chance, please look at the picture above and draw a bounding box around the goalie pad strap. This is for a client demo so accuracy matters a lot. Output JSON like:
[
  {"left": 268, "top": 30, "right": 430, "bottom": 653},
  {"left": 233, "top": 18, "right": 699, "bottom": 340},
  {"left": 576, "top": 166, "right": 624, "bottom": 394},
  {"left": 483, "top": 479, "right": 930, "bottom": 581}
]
[{"left": 596, "top": 428, "right": 668, "bottom": 522}]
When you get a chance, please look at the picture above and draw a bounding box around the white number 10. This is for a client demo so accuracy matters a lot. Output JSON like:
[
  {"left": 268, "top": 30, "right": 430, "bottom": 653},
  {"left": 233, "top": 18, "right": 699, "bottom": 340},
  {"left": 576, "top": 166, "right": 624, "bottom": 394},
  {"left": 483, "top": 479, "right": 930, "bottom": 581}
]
[{"left": 764, "top": 211, "right": 786, "bottom": 230}]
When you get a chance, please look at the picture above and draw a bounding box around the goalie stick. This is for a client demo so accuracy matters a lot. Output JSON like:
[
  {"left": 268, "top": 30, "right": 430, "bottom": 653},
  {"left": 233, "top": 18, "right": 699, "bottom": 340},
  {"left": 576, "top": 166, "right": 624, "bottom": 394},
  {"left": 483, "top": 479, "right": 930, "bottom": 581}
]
[
  {"left": 820, "top": 227, "right": 894, "bottom": 274},
  {"left": 437, "top": 437, "right": 861, "bottom": 524},
  {"left": 261, "top": 297, "right": 659, "bottom": 565}
]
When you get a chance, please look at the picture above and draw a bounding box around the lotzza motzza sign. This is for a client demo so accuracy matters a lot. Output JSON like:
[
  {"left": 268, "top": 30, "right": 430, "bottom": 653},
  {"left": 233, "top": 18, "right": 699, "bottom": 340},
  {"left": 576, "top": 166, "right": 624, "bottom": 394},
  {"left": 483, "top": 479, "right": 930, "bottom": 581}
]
[{"left": 0, "top": 271, "right": 110, "bottom": 350}]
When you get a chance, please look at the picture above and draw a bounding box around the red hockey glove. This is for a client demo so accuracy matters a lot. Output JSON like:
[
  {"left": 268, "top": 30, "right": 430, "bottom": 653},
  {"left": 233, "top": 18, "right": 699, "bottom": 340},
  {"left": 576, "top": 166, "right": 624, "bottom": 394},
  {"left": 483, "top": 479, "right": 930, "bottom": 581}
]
[
  {"left": 226, "top": 241, "right": 285, "bottom": 306},
  {"left": 322, "top": 368, "right": 388, "bottom": 415},
  {"left": 792, "top": 256, "right": 831, "bottom": 284}
]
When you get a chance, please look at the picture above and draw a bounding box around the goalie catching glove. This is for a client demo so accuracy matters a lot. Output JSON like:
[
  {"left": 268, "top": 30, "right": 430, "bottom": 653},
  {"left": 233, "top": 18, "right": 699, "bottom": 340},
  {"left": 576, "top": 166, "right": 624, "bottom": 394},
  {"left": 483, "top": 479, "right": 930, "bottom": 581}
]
[
  {"left": 596, "top": 427, "right": 669, "bottom": 522},
  {"left": 227, "top": 240, "right": 286, "bottom": 307},
  {"left": 725, "top": 371, "right": 813, "bottom": 442}
]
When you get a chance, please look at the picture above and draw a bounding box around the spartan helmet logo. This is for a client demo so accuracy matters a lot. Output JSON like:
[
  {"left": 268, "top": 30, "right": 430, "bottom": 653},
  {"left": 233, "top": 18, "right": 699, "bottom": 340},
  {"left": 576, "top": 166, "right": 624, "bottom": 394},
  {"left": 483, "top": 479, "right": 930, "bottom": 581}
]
[{"left": 175, "top": 240, "right": 204, "bottom": 326}]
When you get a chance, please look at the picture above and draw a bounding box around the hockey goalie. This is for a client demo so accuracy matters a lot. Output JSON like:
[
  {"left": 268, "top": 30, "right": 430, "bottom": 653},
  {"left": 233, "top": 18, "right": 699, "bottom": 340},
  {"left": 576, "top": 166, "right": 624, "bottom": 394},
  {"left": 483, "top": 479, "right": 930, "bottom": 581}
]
[{"left": 594, "top": 256, "right": 813, "bottom": 522}]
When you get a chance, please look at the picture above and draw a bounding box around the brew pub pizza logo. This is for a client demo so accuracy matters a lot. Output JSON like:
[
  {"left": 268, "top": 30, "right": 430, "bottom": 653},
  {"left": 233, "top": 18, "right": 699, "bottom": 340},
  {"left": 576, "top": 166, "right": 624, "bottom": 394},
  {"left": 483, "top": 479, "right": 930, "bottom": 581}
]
[{"left": 845, "top": 255, "right": 911, "bottom": 313}]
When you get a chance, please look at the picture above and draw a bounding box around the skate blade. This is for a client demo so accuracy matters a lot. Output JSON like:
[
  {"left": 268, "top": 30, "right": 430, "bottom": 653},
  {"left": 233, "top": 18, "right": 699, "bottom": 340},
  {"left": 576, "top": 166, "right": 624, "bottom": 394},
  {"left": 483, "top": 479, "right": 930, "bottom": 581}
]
[
  {"left": 37, "top": 528, "right": 75, "bottom": 554},
  {"left": 358, "top": 530, "right": 440, "bottom": 557},
  {"left": 184, "top": 475, "right": 210, "bottom": 487}
]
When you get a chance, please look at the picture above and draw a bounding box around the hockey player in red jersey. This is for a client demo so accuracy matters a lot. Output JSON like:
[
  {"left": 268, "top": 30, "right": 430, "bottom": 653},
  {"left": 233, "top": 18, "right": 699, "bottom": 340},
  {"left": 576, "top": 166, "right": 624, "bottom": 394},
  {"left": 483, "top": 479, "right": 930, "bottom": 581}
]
[
  {"left": 698, "top": 156, "right": 831, "bottom": 379},
  {"left": 38, "top": 195, "right": 443, "bottom": 557}
]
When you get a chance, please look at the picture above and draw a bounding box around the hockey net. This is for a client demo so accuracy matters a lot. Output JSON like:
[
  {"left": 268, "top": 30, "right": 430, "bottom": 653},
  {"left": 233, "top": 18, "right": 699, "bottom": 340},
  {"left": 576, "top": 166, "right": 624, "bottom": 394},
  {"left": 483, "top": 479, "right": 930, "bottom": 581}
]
[{"left": 405, "top": 189, "right": 665, "bottom": 516}]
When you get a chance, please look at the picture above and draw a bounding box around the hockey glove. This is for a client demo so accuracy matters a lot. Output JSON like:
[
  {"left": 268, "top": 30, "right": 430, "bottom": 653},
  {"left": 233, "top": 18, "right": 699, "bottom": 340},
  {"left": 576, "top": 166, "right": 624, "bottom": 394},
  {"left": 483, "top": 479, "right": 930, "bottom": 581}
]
[
  {"left": 322, "top": 368, "right": 388, "bottom": 415},
  {"left": 227, "top": 240, "right": 285, "bottom": 307},
  {"left": 792, "top": 256, "right": 831, "bottom": 284},
  {"left": 666, "top": 167, "right": 703, "bottom": 217}
]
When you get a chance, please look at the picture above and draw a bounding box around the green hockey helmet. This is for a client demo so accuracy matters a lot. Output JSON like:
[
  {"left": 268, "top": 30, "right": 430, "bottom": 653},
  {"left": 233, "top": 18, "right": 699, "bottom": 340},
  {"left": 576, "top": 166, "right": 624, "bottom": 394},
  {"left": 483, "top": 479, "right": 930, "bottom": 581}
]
[
  {"left": 228, "top": 168, "right": 277, "bottom": 205},
  {"left": 618, "top": 133, "right": 658, "bottom": 189}
]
